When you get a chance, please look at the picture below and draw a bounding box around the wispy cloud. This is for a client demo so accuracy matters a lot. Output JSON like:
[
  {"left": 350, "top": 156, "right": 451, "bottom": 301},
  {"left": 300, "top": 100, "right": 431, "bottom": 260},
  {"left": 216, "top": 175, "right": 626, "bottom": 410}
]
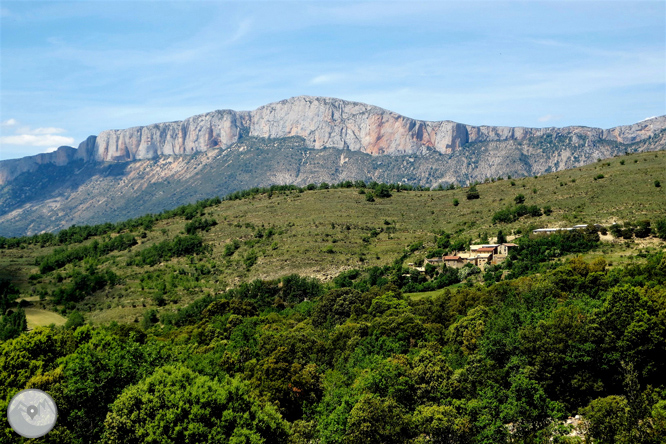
[
  {"left": 0, "top": 120, "right": 74, "bottom": 149},
  {"left": 0, "top": 134, "right": 74, "bottom": 147},
  {"left": 538, "top": 114, "right": 563, "bottom": 123},
  {"left": 309, "top": 73, "right": 345, "bottom": 85}
]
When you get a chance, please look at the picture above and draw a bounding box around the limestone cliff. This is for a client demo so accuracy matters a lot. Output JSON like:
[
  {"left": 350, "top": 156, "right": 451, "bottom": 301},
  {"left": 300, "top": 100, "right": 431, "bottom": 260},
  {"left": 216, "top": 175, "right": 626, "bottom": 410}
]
[{"left": 3, "top": 96, "right": 664, "bottom": 185}]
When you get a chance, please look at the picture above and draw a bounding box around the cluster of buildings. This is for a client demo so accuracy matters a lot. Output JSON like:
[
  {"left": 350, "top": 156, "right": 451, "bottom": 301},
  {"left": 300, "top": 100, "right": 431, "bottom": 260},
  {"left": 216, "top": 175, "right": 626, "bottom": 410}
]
[
  {"left": 421, "top": 243, "right": 518, "bottom": 270},
  {"left": 410, "top": 224, "right": 600, "bottom": 273}
]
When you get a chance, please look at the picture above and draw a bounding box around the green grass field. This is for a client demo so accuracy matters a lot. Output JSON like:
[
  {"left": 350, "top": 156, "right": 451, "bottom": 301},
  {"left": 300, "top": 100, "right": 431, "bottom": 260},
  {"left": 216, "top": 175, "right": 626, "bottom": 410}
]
[
  {"left": 24, "top": 307, "right": 67, "bottom": 329},
  {"left": 1, "top": 150, "right": 664, "bottom": 324}
]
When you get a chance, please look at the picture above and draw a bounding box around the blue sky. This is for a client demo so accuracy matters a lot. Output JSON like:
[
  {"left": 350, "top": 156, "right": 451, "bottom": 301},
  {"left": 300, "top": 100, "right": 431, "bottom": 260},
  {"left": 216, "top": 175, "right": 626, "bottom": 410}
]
[{"left": 1, "top": 1, "right": 664, "bottom": 160}]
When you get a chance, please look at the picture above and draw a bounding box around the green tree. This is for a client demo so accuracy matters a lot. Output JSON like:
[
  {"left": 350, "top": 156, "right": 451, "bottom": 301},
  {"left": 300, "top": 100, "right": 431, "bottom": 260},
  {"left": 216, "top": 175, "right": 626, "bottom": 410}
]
[
  {"left": 0, "top": 278, "right": 19, "bottom": 313},
  {"left": 412, "top": 404, "right": 472, "bottom": 444},
  {"left": 345, "top": 394, "right": 411, "bottom": 444},
  {"left": 501, "top": 373, "right": 564, "bottom": 443},
  {"left": 65, "top": 311, "right": 85, "bottom": 329},
  {"left": 0, "top": 308, "right": 27, "bottom": 341},
  {"left": 582, "top": 395, "right": 630, "bottom": 444},
  {"left": 496, "top": 230, "right": 507, "bottom": 244},
  {"left": 103, "top": 365, "right": 289, "bottom": 444}
]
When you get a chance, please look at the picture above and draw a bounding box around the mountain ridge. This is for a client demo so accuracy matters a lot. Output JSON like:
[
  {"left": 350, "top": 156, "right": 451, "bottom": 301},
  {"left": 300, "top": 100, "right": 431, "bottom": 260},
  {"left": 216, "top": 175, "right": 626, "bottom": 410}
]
[{"left": 2, "top": 95, "right": 665, "bottom": 185}]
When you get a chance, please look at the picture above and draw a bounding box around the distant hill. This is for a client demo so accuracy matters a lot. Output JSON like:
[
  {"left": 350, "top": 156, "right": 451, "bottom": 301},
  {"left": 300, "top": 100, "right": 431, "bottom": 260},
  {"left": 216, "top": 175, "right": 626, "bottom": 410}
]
[{"left": 1, "top": 96, "right": 665, "bottom": 236}]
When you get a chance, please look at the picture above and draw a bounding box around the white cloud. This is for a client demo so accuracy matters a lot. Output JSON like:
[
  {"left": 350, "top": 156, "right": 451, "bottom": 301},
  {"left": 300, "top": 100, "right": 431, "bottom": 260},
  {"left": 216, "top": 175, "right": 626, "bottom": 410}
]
[
  {"left": 43, "top": 146, "right": 59, "bottom": 153},
  {"left": 0, "top": 121, "right": 74, "bottom": 149},
  {"left": 0, "top": 134, "right": 75, "bottom": 147},
  {"left": 538, "top": 114, "right": 563, "bottom": 123},
  {"left": 26, "top": 126, "right": 67, "bottom": 135},
  {"left": 310, "top": 73, "right": 345, "bottom": 85}
]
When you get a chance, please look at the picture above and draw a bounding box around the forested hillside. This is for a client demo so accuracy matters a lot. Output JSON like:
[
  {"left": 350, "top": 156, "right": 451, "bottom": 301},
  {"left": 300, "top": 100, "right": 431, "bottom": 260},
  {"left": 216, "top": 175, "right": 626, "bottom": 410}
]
[{"left": 1, "top": 248, "right": 665, "bottom": 443}]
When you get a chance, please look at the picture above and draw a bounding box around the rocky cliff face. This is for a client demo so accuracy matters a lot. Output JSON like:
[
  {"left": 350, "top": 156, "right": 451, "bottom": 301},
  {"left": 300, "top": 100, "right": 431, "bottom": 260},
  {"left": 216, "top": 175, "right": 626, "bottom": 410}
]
[{"left": 3, "top": 96, "right": 664, "bottom": 185}]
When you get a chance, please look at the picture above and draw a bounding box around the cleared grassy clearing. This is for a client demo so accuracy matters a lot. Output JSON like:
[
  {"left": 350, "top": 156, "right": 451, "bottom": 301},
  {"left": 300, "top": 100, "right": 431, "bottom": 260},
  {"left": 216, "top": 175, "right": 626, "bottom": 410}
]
[{"left": 24, "top": 308, "right": 66, "bottom": 329}]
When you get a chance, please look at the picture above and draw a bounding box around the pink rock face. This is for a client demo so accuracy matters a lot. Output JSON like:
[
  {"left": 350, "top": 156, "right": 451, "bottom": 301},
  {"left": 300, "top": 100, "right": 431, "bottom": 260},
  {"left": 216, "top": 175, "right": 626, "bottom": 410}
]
[{"left": 77, "top": 97, "right": 666, "bottom": 162}]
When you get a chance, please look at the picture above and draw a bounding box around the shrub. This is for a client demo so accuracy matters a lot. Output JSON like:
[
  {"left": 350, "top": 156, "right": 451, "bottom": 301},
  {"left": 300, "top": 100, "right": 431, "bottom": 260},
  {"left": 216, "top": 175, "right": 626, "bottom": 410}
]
[
  {"left": 466, "top": 185, "right": 480, "bottom": 200},
  {"left": 244, "top": 249, "right": 258, "bottom": 270},
  {"left": 634, "top": 220, "right": 651, "bottom": 238},
  {"left": 654, "top": 219, "right": 666, "bottom": 240},
  {"left": 514, "top": 194, "right": 526, "bottom": 204},
  {"left": 594, "top": 174, "right": 605, "bottom": 180},
  {"left": 655, "top": 180, "right": 661, "bottom": 188},
  {"left": 127, "top": 235, "right": 207, "bottom": 266},
  {"left": 184, "top": 217, "right": 217, "bottom": 235},
  {"left": 453, "top": 198, "right": 459, "bottom": 207},
  {"left": 375, "top": 184, "right": 393, "bottom": 198},
  {"left": 366, "top": 193, "right": 375, "bottom": 202},
  {"left": 223, "top": 239, "right": 241, "bottom": 257}
]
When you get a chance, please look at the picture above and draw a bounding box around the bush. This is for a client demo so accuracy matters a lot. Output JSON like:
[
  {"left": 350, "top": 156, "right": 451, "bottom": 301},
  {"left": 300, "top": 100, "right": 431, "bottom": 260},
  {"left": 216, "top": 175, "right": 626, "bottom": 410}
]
[
  {"left": 366, "top": 193, "right": 375, "bottom": 202},
  {"left": 466, "top": 185, "right": 480, "bottom": 200},
  {"left": 184, "top": 217, "right": 217, "bottom": 235},
  {"left": 453, "top": 198, "right": 459, "bottom": 207},
  {"left": 655, "top": 180, "right": 661, "bottom": 188},
  {"left": 635, "top": 220, "right": 651, "bottom": 238},
  {"left": 223, "top": 239, "right": 241, "bottom": 257},
  {"left": 492, "top": 204, "right": 542, "bottom": 224},
  {"left": 514, "top": 194, "right": 526, "bottom": 204},
  {"left": 375, "top": 184, "right": 393, "bottom": 198},
  {"left": 244, "top": 249, "right": 258, "bottom": 270},
  {"left": 127, "top": 235, "right": 207, "bottom": 266},
  {"left": 654, "top": 219, "right": 666, "bottom": 240}
]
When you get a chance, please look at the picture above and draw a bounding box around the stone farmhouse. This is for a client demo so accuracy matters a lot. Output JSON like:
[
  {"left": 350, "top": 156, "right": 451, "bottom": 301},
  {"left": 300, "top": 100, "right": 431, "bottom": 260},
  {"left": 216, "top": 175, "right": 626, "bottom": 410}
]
[{"left": 425, "top": 243, "right": 519, "bottom": 271}]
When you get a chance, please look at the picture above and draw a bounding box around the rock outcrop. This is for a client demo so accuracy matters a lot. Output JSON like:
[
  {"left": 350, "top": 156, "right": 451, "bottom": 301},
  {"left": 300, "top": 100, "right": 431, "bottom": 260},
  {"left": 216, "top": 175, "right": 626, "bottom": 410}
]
[{"left": 1, "top": 96, "right": 665, "bottom": 187}]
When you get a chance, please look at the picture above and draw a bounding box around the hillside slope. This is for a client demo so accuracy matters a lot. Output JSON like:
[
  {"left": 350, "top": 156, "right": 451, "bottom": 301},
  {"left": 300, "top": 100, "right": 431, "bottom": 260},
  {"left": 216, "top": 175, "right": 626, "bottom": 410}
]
[{"left": 1, "top": 150, "right": 664, "bottom": 325}]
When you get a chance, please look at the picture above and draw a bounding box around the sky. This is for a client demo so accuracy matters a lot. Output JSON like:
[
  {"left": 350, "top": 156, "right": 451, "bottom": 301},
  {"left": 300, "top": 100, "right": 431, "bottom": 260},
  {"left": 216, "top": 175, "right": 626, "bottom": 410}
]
[{"left": 0, "top": 0, "right": 664, "bottom": 161}]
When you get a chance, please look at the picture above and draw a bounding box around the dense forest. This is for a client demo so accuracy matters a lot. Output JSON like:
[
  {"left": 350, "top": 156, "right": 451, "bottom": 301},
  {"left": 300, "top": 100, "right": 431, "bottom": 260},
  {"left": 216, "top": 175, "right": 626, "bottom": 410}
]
[{"left": 1, "top": 224, "right": 665, "bottom": 443}]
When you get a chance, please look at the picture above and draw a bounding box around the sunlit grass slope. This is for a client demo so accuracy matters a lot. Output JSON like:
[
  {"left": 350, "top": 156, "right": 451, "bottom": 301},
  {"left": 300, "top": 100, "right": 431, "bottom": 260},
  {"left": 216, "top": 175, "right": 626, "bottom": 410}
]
[{"left": 0, "top": 150, "right": 664, "bottom": 324}]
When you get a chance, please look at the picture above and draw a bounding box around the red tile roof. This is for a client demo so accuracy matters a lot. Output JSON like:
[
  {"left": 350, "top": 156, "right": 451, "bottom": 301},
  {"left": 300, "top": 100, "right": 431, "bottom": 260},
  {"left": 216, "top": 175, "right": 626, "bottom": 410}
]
[
  {"left": 477, "top": 247, "right": 496, "bottom": 252},
  {"left": 444, "top": 256, "right": 462, "bottom": 260}
]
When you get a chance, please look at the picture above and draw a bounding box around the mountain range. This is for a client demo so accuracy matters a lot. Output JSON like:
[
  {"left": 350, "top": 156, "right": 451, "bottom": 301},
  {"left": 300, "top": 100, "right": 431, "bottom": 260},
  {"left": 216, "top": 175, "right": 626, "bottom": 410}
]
[{"left": 1, "top": 96, "right": 665, "bottom": 236}]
